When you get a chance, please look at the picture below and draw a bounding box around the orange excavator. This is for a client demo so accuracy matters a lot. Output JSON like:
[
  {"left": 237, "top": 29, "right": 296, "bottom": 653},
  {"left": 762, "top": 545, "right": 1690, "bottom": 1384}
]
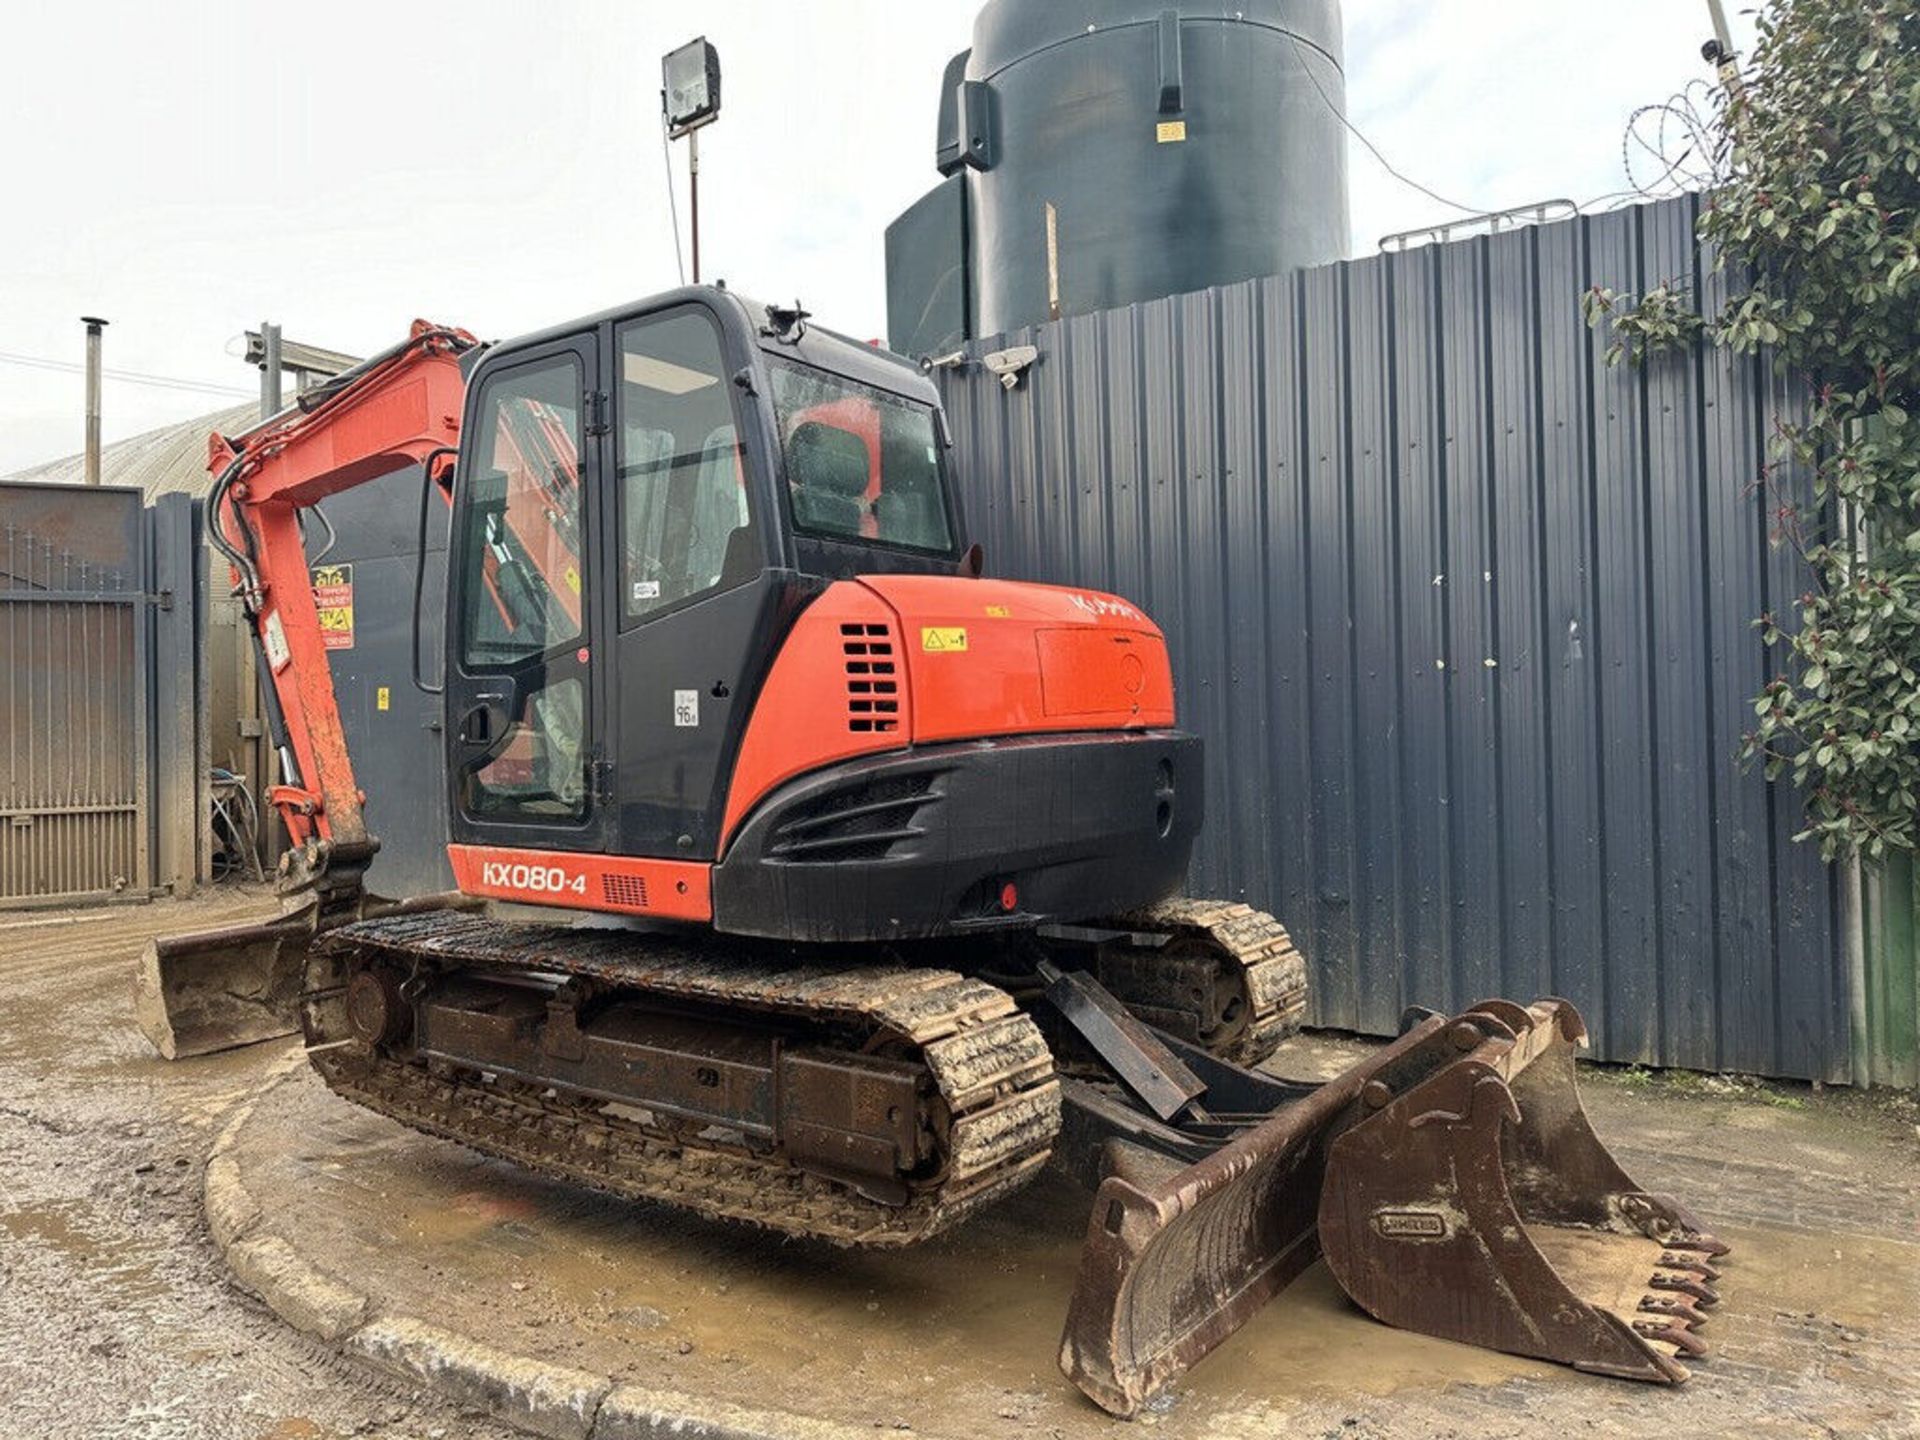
[{"left": 136, "top": 290, "right": 1729, "bottom": 1414}]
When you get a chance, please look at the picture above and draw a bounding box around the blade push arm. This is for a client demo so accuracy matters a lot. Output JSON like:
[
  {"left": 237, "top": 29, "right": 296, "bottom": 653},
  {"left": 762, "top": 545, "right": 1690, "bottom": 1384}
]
[{"left": 208, "top": 320, "right": 476, "bottom": 863}]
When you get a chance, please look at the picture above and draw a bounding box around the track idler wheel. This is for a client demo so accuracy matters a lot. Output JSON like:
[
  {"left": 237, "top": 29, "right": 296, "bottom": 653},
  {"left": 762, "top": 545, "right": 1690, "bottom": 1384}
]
[
  {"left": 344, "top": 967, "right": 412, "bottom": 1049},
  {"left": 1088, "top": 899, "right": 1308, "bottom": 1068}
]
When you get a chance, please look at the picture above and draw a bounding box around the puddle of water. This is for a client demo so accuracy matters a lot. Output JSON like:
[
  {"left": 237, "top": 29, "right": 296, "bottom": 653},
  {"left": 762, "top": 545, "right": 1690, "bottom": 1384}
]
[
  {"left": 257, "top": 1420, "right": 336, "bottom": 1440},
  {"left": 0, "top": 1201, "right": 171, "bottom": 1302}
]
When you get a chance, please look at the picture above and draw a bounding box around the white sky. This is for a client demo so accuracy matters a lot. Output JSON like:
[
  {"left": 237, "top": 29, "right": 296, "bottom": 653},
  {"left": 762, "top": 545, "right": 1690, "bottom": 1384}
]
[{"left": 0, "top": 0, "right": 1752, "bottom": 474}]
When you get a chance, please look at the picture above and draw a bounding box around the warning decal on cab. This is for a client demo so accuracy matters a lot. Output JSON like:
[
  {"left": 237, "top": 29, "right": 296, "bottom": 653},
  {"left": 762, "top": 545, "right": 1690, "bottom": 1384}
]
[
  {"left": 921, "top": 626, "right": 968, "bottom": 653},
  {"left": 312, "top": 563, "right": 355, "bottom": 651}
]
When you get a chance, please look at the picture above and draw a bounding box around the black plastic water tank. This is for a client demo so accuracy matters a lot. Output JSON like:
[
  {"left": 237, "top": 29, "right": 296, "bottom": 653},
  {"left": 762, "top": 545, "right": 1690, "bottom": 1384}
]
[{"left": 956, "top": 0, "right": 1349, "bottom": 337}]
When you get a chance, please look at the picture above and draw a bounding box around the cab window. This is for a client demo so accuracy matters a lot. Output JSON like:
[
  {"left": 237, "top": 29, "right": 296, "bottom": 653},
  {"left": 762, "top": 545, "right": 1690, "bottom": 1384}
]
[
  {"left": 456, "top": 352, "right": 588, "bottom": 821},
  {"left": 459, "top": 356, "right": 584, "bottom": 667},
  {"left": 617, "top": 311, "right": 754, "bottom": 624},
  {"left": 768, "top": 361, "right": 956, "bottom": 554}
]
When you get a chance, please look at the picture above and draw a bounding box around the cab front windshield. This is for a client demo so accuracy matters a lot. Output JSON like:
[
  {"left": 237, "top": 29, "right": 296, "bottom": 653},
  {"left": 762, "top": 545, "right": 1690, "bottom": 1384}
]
[{"left": 768, "top": 361, "right": 956, "bottom": 554}]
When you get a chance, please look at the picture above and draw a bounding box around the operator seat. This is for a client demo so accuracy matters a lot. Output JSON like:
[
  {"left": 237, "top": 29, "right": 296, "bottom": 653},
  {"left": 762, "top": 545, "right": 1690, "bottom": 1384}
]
[
  {"left": 787, "top": 420, "right": 871, "bottom": 536},
  {"left": 875, "top": 429, "right": 945, "bottom": 549}
]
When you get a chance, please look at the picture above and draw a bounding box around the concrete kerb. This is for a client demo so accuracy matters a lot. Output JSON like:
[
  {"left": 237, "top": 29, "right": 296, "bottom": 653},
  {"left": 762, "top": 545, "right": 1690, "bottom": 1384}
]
[{"left": 203, "top": 1054, "right": 885, "bottom": 1440}]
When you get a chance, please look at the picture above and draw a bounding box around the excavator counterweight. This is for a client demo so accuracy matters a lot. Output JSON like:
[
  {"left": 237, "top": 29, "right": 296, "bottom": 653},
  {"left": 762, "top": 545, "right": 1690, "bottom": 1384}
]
[{"left": 140, "top": 291, "right": 1730, "bottom": 1416}]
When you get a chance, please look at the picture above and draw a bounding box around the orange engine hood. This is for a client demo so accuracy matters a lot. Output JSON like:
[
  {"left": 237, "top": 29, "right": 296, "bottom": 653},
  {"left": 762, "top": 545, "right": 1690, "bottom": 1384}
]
[
  {"left": 855, "top": 574, "right": 1175, "bottom": 743},
  {"left": 719, "top": 574, "right": 1176, "bottom": 849}
]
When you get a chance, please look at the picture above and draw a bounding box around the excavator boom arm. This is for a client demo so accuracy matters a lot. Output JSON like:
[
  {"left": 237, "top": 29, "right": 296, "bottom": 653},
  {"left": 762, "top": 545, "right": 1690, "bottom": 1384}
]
[{"left": 207, "top": 321, "right": 476, "bottom": 853}]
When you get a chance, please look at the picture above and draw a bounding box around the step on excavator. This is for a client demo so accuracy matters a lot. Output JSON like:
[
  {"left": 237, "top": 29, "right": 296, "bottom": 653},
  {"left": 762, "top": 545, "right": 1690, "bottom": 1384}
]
[{"left": 135, "top": 289, "right": 1728, "bottom": 1415}]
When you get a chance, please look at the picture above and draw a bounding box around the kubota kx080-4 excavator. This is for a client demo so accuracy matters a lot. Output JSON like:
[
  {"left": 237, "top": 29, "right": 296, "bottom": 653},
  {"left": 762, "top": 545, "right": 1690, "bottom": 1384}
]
[{"left": 137, "top": 290, "right": 1729, "bottom": 1414}]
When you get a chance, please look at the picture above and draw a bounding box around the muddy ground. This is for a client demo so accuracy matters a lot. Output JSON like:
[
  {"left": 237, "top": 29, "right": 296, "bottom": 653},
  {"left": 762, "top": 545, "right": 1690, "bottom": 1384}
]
[
  {"left": 0, "top": 893, "right": 520, "bottom": 1440},
  {"left": 2, "top": 890, "right": 1918, "bottom": 1439}
]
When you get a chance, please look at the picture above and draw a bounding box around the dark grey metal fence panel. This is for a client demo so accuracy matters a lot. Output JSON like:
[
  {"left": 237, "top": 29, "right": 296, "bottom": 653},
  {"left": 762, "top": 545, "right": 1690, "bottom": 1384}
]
[
  {"left": 0, "top": 482, "right": 151, "bottom": 904},
  {"left": 148, "top": 492, "right": 209, "bottom": 895},
  {"left": 940, "top": 192, "right": 1847, "bottom": 1080}
]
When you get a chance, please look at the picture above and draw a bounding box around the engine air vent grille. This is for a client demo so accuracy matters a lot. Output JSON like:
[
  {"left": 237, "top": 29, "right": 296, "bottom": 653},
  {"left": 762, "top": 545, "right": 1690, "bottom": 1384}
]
[
  {"left": 768, "top": 771, "right": 941, "bottom": 864},
  {"left": 841, "top": 622, "right": 901, "bottom": 734},
  {"left": 601, "top": 873, "right": 650, "bottom": 910}
]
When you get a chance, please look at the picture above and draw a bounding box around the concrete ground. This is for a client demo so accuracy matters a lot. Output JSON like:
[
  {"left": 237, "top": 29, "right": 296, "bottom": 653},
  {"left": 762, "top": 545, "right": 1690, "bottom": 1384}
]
[{"left": 3, "top": 892, "right": 1918, "bottom": 1439}]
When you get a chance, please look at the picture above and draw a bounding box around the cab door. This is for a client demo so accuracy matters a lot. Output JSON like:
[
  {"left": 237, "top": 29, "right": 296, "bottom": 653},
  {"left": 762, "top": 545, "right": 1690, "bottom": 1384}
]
[
  {"left": 605, "top": 303, "right": 783, "bottom": 859},
  {"left": 445, "top": 334, "right": 611, "bottom": 854}
]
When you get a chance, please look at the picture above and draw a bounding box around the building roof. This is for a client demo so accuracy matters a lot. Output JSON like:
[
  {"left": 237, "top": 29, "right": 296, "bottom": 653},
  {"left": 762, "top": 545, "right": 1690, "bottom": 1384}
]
[{"left": 0, "top": 402, "right": 258, "bottom": 498}]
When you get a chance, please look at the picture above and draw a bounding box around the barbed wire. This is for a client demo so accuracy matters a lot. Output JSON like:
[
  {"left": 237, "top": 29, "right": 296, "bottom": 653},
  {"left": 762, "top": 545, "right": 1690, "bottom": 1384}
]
[{"left": 1617, "top": 77, "right": 1734, "bottom": 205}]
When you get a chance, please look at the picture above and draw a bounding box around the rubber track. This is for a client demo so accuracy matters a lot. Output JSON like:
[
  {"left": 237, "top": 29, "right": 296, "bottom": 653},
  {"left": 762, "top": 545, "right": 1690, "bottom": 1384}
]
[
  {"left": 306, "top": 911, "right": 1061, "bottom": 1248},
  {"left": 1107, "top": 897, "right": 1309, "bottom": 1067}
]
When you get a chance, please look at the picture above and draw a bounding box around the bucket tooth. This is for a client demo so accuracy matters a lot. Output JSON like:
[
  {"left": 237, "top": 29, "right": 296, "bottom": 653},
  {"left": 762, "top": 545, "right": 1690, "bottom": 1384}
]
[
  {"left": 1649, "top": 1271, "right": 1720, "bottom": 1307},
  {"left": 1634, "top": 1318, "right": 1710, "bottom": 1358},
  {"left": 1658, "top": 1228, "right": 1732, "bottom": 1259},
  {"left": 1619, "top": 1191, "right": 1730, "bottom": 1257},
  {"left": 1658, "top": 1252, "right": 1722, "bottom": 1283},
  {"left": 1639, "top": 1292, "right": 1707, "bottom": 1327}
]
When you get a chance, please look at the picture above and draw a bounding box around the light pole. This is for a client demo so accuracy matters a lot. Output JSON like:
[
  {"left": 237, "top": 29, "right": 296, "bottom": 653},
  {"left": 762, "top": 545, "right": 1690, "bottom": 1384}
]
[{"left": 662, "top": 37, "right": 722, "bottom": 284}]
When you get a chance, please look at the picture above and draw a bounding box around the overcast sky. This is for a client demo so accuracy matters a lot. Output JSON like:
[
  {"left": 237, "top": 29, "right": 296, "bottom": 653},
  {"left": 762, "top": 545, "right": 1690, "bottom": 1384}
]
[{"left": 0, "top": 1, "right": 1752, "bottom": 475}]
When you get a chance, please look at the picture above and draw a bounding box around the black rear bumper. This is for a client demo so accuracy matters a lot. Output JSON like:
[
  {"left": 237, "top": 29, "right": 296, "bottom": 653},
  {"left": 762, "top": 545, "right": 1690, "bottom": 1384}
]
[{"left": 712, "top": 730, "right": 1202, "bottom": 943}]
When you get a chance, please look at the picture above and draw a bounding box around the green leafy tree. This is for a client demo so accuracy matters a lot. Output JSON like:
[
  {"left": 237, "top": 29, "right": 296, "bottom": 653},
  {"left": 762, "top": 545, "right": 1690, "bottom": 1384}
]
[{"left": 1598, "top": 0, "right": 1919, "bottom": 859}]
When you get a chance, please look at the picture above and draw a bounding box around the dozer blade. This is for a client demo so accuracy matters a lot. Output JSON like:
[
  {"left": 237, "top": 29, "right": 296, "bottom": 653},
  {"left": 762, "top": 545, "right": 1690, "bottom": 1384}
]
[
  {"left": 1318, "top": 998, "right": 1728, "bottom": 1384},
  {"left": 1058, "top": 1010, "right": 1454, "bottom": 1416},
  {"left": 134, "top": 888, "right": 474, "bottom": 1060},
  {"left": 1057, "top": 998, "right": 1728, "bottom": 1416},
  {"left": 135, "top": 909, "right": 315, "bottom": 1060}
]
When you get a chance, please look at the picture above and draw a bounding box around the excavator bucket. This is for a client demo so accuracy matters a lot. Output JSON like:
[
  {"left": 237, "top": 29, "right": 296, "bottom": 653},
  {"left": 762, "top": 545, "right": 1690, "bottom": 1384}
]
[
  {"left": 134, "top": 885, "right": 474, "bottom": 1059},
  {"left": 1058, "top": 1009, "right": 1452, "bottom": 1415},
  {"left": 1058, "top": 998, "right": 1729, "bottom": 1416},
  {"left": 1318, "top": 998, "right": 1729, "bottom": 1382}
]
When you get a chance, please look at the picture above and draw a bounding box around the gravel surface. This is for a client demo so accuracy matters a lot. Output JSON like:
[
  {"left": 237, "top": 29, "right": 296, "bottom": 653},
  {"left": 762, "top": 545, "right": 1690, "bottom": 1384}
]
[{"left": 0, "top": 891, "right": 519, "bottom": 1440}]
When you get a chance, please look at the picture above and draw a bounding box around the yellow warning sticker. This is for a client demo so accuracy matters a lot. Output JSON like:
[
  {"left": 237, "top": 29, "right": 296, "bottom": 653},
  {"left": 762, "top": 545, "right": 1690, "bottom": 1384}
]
[
  {"left": 311, "top": 563, "right": 354, "bottom": 651},
  {"left": 376, "top": 686, "right": 391, "bottom": 712},
  {"left": 564, "top": 565, "right": 581, "bottom": 596},
  {"left": 1156, "top": 120, "right": 1187, "bottom": 144},
  {"left": 921, "top": 626, "right": 969, "bottom": 653},
  {"left": 985, "top": 604, "right": 1011, "bottom": 618}
]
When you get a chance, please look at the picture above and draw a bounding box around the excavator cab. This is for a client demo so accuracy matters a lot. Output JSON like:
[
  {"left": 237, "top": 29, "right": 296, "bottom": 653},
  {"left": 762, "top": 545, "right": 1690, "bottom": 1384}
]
[
  {"left": 439, "top": 289, "right": 1204, "bottom": 945},
  {"left": 442, "top": 293, "right": 965, "bottom": 873}
]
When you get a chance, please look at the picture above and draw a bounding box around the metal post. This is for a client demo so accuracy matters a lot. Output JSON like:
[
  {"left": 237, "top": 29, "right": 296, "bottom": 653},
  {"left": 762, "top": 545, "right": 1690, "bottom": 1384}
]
[
  {"left": 259, "top": 321, "right": 283, "bottom": 420},
  {"left": 81, "top": 317, "right": 107, "bottom": 486},
  {"left": 1703, "top": 0, "right": 1746, "bottom": 108},
  {"left": 1705, "top": 0, "right": 1737, "bottom": 58},
  {"left": 689, "top": 127, "right": 701, "bottom": 285}
]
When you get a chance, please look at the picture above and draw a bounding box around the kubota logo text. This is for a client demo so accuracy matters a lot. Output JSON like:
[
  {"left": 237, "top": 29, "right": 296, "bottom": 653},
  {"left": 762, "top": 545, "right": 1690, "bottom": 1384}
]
[
  {"left": 481, "top": 861, "right": 587, "bottom": 896},
  {"left": 1068, "top": 593, "right": 1143, "bottom": 621},
  {"left": 1373, "top": 1209, "right": 1448, "bottom": 1239}
]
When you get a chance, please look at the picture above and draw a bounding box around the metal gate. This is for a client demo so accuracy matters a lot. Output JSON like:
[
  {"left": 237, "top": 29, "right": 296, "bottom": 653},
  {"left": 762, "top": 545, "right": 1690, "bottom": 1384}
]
[{"left": 0, "top": 483, "right": 152, "bottom": 904}]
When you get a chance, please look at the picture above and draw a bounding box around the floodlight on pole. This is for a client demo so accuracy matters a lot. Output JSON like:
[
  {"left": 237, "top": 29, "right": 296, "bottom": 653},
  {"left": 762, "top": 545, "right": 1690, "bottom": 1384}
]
[{"left": 662, "top": 37, "right": 721, "bottom": 284}]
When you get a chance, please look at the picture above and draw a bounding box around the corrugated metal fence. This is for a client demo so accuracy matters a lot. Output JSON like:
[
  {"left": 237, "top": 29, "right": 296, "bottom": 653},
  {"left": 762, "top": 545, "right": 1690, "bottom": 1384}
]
[
  {"left": 936, "top": 192, "right": 1882, "bottom": 1082},
  {"left": 0, "top": 481, "right": 207, "bottom": 906}
]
